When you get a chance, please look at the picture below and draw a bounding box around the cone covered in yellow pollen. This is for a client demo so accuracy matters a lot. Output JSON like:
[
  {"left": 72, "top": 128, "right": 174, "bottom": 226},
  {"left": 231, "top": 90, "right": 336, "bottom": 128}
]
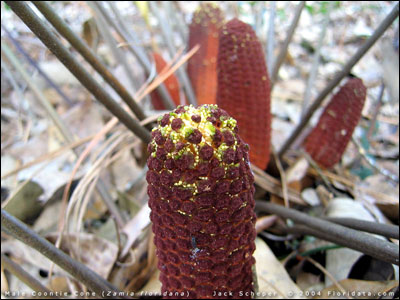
[{"left": 147, "top": 105, "right": 256, "bottom": 299}]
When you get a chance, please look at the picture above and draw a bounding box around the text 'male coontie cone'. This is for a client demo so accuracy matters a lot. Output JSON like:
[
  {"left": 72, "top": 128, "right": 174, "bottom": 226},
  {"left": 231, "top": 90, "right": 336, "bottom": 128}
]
[
  {"left": 216, "top": 19, "right": 271, "bottom": 170},
  {"left": 188, "top": 3, "right": 224, "bottom": 105},
  {"left": 150, "top": 52, "right": 183, "bottom": 110},
  {"left": 304, "top": 77, "right": 367, "bottom": 169},
  {"left": 147, "top": 105, "right": 257, "bottom": 299}
]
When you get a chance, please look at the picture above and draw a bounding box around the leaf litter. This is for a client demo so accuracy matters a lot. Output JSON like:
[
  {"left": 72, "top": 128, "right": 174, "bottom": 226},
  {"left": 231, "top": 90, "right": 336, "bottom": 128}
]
[{"left": 1, "top": 1, "right": 398, "bottom": 298}]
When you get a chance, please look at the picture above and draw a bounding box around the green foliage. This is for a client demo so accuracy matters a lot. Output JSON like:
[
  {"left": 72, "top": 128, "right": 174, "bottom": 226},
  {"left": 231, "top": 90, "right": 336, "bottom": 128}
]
[{"left": 306, "top": 1, "right": 341, "bottom": 15}]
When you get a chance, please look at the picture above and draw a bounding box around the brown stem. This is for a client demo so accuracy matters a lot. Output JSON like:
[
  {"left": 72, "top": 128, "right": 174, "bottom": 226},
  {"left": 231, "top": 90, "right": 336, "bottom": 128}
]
[
  {"left": 323, "top": 217, "right": 399, "bottom": 239},
  {"left": 1, "top": 253, "right": 53, "bottom": 297},
  {"left": 92, "top": 1, "right": 176, "bottom": 110},
  {"left": 1, "top": 209, "right": 122, "bottom": 298},
  {"left": 6, "top": 1, "right": 151, "bottom": 144},
  {"left": 255, "top": 201, "right": 399, "bottom": 265},
  {"left": 270, "top": 1, "right": 305, "bottom": 86},
  {"left": 31, "top": 1, "right": 147, "bottom": 124}
]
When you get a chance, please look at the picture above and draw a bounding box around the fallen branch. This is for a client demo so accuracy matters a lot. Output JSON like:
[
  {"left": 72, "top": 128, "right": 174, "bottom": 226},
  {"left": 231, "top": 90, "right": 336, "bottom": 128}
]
[
  {"left": 251, "top": 164, "right": 306, "bottom": 205},
  {"left": 324, "top": 217, "right": 399, "bottom": 239},
  {"left": 1, "top": 253, "right": 53, "bottom": 296},
  {"left": 1, "top": 209, "right": 122, "bottom": 298},
  {"left": 351, "top": 136, "right": 399, "bottom": 183},
  {"left": 32, "top": 1, "right": 146, "bottom": 122},
  {"left": 6, "top": 1, "right": 152, "bottom": 144},
  {"left": 270, "top": 1, "right": 305, "bottom": 86},
  {"left": 255, "top": 201, "right": 399, "bottom": 265}
]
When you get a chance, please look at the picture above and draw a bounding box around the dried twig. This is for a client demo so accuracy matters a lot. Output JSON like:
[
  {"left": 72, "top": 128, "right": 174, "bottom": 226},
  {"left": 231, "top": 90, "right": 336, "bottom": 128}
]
[
  {"left": 251, "top": 164, "right": 306, "bottom": 205},
  {"left": 92, "top": 1, "right": 175, "bottom": 110},
  {"left": 136, "top": 45, "right": 200, "bottom": 102},
  {"left": 301, "top": 2, "right": 332, "bottom": 117},
  {"left": 323, "top": 217, "right": 399, "bottom": 239},
  {"left": 271, "top": 148, "right": 289, "bottom": 208},
  {"left": 32, "top": 0, "right": 148, "bottom": 113},
  {"left": 1, "top": 210, "right": 122, "bottom": 298},
  {"left": 6, "top": 1, "right": 152, "bottom": 144},
  {"left": 278, "top": 3, "right": 399, "bottom": 158},
  {"left": 367, "top": 83, "right": 385, "bottom": 141},
  {"left": 270, "top": 1, "right": 305, "bottom": 87},
  {"left": 303, "top": 256, "right": 351, "bottom": 299},
  {"left": 255, "top": 201, "right": 399, "bottom": 265},
  {"left": 149, "top": 1, "right": 197, "bottom": 106},
  {"left": 2, "top": 24, "right": 74, "bottom": 106},
  {"left": 88, "top": 2, "right": 141, "bottom": 93},
  {"left": 266, "top": 1, "right": 276, "bottom": 75},
  {"left": 255, "top": 215, "right": 278, "bottom": 234},
  {"left": 1, "top": 134, "right": 95, "bottom": 180},
  {"left": 351, "top": 136, "right": 399, "bottom": 183},
  {"left": 1, "top": 254, "right": 53, "bottom": 296},
  {"left": 284, "top": 153, "right": 356, "bottom": 189},
  {"left": 1, "top": 42, "right": 75, "bottom": 143},
  {"left": 300, "top": 150, "right": 346, "bottom": 197},
  {"left": 2, "top": 16, "right": 121, "bottom": 230}
]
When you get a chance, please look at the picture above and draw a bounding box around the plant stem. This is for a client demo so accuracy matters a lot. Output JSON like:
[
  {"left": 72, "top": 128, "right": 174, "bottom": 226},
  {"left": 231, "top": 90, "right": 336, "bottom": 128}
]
[
  {"left": 270, "top": 1, "right": 305, "bottom": 87},
  {"left": 1, "top": 27, "right": 127, "bottom": 229},
  {"left": 31, "top": 1, "right": 147, "bottom": 123},
  {"left": 255, "top": 201, "right": 399, "bottom": 265},
  {"left": 351, "top": 136, "right": 399, "bottom": 183},
  {"left": 366, "top": 82, "right": 385, "bottom": 141},
  {"left": 323, "top": 217, "right": 399, "bottom": 239},
  {"left": 299, "top": 244, "right": 343, "bottom": 257},
  {"left": 170, "top": 1, "right": 188, "bottom": 44},
  {"left": 88, "top": 3, "right": 142, "bottom": 93},
  {"left": 301, "top": 2, "right": 332, "bottom": 118},
  {"left": 1, "top": 254, "right": 53, "bottom": 296},
  {"left": 2, "top": 24, "right": 74, "bottom": 106},
  {"left": 271, "top": 148, "right": 289, "bottom": 208},
  {"left": 6, "top": 1, "right": 151, "bottom": 144},
  {"left": 1, "top": 209, "right": 121, "bottom": 297},
  {"left": 1, "top": 42, "right": 75, "bottom": 144},
  {"left": 92, "top": 1, "right": 175, "bottom": 110},
  {"left": 149, "top": 1, "right": 197, "bottom": 106},
  {"left": 251, "top": 164, "right": 306, "bottom": 205},
  {"left": 266, "top": 1, "right": 276, "bottom": 75},
  {"left": 278, "top": 2, "right": 400, "bottom": 158},
  {"left": 300, "top": 149, "right": 346, "bottom": 198}
]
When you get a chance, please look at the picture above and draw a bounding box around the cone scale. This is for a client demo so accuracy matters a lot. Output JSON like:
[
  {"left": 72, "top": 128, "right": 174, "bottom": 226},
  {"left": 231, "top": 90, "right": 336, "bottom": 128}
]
[{"left": 147, "top": 105, "right": 256, "bottom": 299}]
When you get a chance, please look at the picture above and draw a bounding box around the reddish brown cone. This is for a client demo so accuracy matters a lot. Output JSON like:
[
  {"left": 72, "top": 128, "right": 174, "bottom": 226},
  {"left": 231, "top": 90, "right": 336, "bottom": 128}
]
[
  {"left": 216, "top": 19, "right": 271, "bottom": 170},
  {"left": 188, "top": 3, "right": 224, "bottom": 105},
  {"left": 150, "top": 52, "right": 183, "bottom": 110},
  {"left": 147, "top": 105, "right": 256, "bottom": 299},
  {"left": 304, "top": 78, "right": 367, "bottom": 169}
]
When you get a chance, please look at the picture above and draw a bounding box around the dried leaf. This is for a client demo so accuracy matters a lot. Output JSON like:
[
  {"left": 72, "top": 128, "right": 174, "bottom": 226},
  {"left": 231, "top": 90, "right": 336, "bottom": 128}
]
[
  {"left": 137, "top": 268, "right": 161, "bottom": 294},
  {"left": 255, "top": 237, "right": 305, "bottom": 299},
  {"left": 3, "top": 181, "right": 43, "bottom": 222},
  {"left": 325, "top": 198, "right": 380, "bottom": 287},
  {"left": 46, "top": 232, "right": 118, "bottom": 280}
]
